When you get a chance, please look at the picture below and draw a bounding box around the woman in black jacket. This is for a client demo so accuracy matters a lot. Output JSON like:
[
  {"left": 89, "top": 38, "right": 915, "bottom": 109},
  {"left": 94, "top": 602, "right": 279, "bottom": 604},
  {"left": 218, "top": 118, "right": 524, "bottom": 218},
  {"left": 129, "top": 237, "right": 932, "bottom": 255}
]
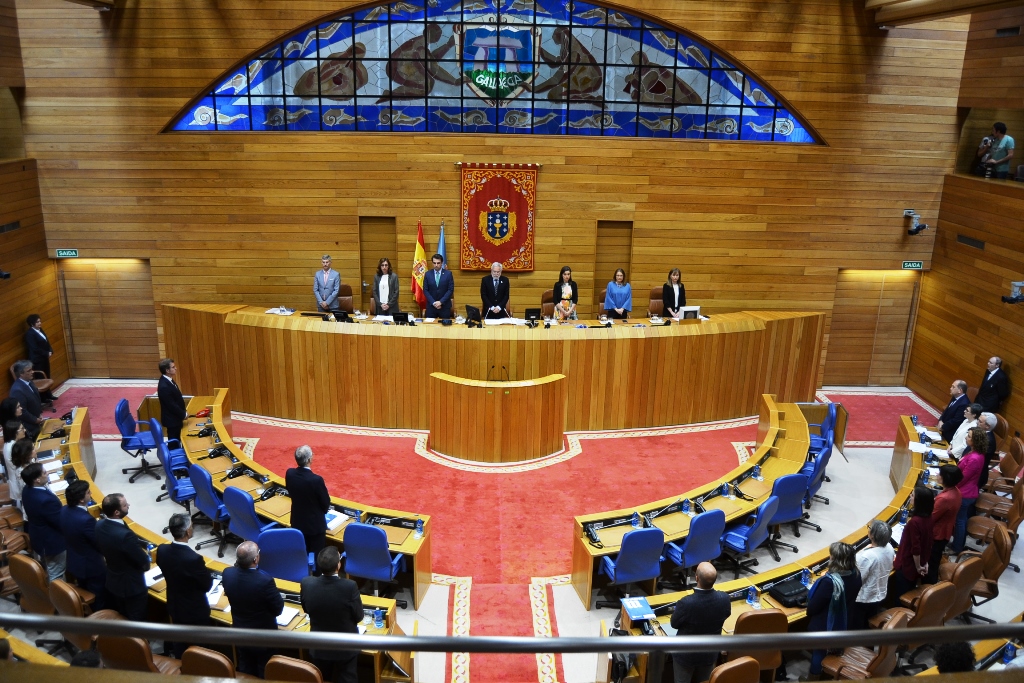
[{"left": 662, "top": 268, "right": 686, "bottom": 318}]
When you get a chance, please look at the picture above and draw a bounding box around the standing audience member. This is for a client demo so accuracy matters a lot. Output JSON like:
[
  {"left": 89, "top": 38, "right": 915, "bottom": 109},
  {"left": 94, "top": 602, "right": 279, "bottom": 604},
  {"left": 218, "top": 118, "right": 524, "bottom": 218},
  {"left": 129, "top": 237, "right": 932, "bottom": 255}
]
[
  {"left": 976, "top": 413, "right": 998, "bottom": 491},
  {"left": 314, "top": 255, "right": 342, "bottom": 314},
  {"left": 60, "top": 480, "right": 107, "bottom": 609},
  {"left": 156, "top": 513, "right": 214, "bottom": 658},
  {"left": 157, "top": 358, "right": 187, "bottom": 442},
  {"left": 300, "top": 546, "right": 364, "bottom": 683},
  {"left": 372, "top": 257, "right": 400, "bottom": 316},
  {"left": 23, "top": 315, "right": 55, "bottom": 403},
  {"left": 663, "top": 268, "right": 686, "bottom": 319},
  {"left": 286, "top": 445, "right": 331, "bottom": 558},
  {"left": 976, "top": 357, "right": 1010, "bottom": 413},
  {"left": 95, "top": 493, "right": 151, "bottom": 621},
  {"left": 805, "top": 543, "right": 863, "bottom": 680},
  {"left": 669, "top": 562, "right": 732, "bottom": 683},
  {"left": 423, "top": 254, "right": 454, "bottom": 319},
  {"left": 222, "top": 541, "right": 284, "bottom": 677},
  {"left": 952, "top": 427, "right": 987, "bottom": 553},
  {"left": 947, "top": 403, "right": 982, "bottom": 458},
  {"left": 936, "top": 380, "right": 970, "bottom": 444},
  {"left": 854, "top": 520, "right": 893, "bottom": 628},
  {"left": 21, "top": 462, "right": 67, "bottom": 581},
  {"left": 893, "top": 487, "right": 934, "bottom": 598},
  {"left": 8, "top": 361, "right": 46, "bottom": 439},
  {"left": 935, "top": 642, "right": 976, "bottom": 673},
  {"left": 2, "top": 424, "right": 28, "bottom": 507},
  {"left": 978, "top": 122, "right": 1015, "bottom": 179},
  {"left": 927, "top": 465, "right": 963, "bottom": 584},
  {"left": 553, "top": 266, "right": 578, "bottom": 321},
  {"left": 604, "top": 268, "right": 632, "bottom": 319}
]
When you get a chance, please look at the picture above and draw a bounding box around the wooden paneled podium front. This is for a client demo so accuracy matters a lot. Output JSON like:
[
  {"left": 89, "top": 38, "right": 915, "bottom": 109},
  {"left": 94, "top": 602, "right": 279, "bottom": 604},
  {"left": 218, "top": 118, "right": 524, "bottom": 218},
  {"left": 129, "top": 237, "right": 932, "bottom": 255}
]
[{"left": 429, "top": 372, "right": 567, "bottom": 462}]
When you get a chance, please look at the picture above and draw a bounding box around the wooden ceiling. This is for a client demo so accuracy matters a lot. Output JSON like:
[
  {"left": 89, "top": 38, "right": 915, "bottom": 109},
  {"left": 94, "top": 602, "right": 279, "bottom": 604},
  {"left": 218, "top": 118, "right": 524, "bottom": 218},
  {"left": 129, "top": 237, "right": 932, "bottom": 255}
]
[{"left": 868, "top": 0, "right": 1024, "bottom": 26}]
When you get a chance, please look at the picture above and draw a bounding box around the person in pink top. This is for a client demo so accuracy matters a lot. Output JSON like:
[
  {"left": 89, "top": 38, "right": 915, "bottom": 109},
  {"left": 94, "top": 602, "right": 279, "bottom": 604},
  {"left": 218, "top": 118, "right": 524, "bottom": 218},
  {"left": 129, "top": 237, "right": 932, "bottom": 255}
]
[{"left": 952, "top": 427, "right": 987, "bottom": 552}]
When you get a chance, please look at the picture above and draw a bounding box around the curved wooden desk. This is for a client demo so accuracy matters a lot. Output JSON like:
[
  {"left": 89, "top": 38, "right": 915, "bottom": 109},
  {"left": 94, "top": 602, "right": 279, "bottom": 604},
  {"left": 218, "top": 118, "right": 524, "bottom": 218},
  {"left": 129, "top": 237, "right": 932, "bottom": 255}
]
[
  {"left": 164, "top": 305, "right": 824, "bottom": 431},
  {"left": 429, "top": 372, "right": 566, "bottom": 462}
]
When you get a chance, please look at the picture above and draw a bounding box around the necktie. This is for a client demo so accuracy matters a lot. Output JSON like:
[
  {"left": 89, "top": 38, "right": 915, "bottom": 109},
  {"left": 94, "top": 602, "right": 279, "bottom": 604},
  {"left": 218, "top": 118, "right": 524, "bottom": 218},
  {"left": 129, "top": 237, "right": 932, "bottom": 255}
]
[
  {"left": 435, "top": 272, "right": 440, "bottom": 286},
  {"left": 494, "top": 278, "right": 499, "bottom": 293},
  {"left": 323, "top": 271, "right": 328, "bottom": 285}
]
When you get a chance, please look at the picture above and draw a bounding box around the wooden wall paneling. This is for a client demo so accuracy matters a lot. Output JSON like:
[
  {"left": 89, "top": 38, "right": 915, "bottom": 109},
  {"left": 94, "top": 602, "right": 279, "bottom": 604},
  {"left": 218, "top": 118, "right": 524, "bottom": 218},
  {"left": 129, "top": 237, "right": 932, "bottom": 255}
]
[
  {"left": 0, "top": 158, "right": 66, "bottom": 394},
  {"left": 869, "top": 273, "right": 920, "bottom": 385},
  {"left": 358, "top": 216, "right": 397, "bottom": 312},
  {"left": 162, "top": 303, "right": 242, "bottom": 396},
  {"left": 0, "top": 87, "right": 25, "bottom": 159},
  {"left": 594, "top": 220, "right": 634, "bottom": 318},
  {"left": 958, "top": 5, "right": 1024, "bottom": 108},
  {"left": 907, "top": 175, "right": 1024, "bottom": 430},
  {"left": 0, "top": 0, "right": 24, "bottom": 88}
]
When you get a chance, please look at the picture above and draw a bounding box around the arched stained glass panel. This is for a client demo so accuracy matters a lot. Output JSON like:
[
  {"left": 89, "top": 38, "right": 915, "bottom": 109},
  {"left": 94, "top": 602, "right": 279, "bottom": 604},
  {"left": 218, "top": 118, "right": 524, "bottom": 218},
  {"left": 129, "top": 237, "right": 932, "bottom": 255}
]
[{"left": 169, "top": 0, "right": 817, "bottom": 143}]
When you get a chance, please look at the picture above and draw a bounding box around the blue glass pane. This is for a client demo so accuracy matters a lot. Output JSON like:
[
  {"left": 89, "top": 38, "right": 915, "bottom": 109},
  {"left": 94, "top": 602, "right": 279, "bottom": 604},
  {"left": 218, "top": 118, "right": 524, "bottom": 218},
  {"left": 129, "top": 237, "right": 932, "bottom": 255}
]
[
  {"left": 740, "top": 74, "right": 775, "bottom": 107},
  {"left": 352, "top": 103, "right": 391, "bottom": 131},
  {"left": 251, "top": 100, "right": 287, "bottom": 130},
  {"left": 711, "top": 54, "right": 736, "bottom": 70},
  {"left": 634, "top": 111, "right": 678, "bottom": 138},
  {"left": 461, "top": 101, "right": 495, "bottom": 132},
  {"left": 705, "top": 107, "right": 741, "bottom": 140},
  {"left": 284, "top": 60, "right": 318, "bottom": 100},
  {"left": 427, "top": 0, "right": 462, "bottom": 20},
  {"left": 250, "top": 60, "right": 284, "bottom": 97},
  {"left": 213, "top": 70, "right": 248, "bottom": 98},
  {"left": 570, "top": 26, "right": 606, "bottom": 63},
  {"left": 318, "top": 19, "right": 354, "bottom": 53},
  {"left": 502, "top": 0, "right": 534, "bottom": 20},
  {"left": 603, "top": 110, "right": 637, "bottom": 137},
  {"left": 740, "top": 107, "right": 775, "bottom": 141},
  {"left": 176, "top": 97, "right": 218, "bottom": 131},
  {"left": 675, "top": 34, "right": 710, "bottom": 68},
  {"left": 498, "top": 106, "right": 533, "bottom": 134},
  {"left": 641, "top": 25, "right": 676, "bottom": 57},
  {"left": 283, "top": 29, "right": 319, "bottom": 59},
  {"left": 675, "top": 68, "right": 709, "bottom": 105},
  {"left": 382, "top": 104, "right": 428, "bottom": 131},
  {"left": 775, "top": 108, "right": 815, "bottom": 143},
  {"left": 353, "top": 7, "right": 389, "bottom": 23},
  {"left": 534, "top": 105, "right": 568, "bottom": 134},
  {"left": 708, "top": 69, "right": 741, "bottom": 106},
  {"left": 675, "top": 106, "right": 708, "bottom": 139},
  {"left": 212, "top": 96, "right": 250, "bottom": 130},
  {"left": 428, "top": 102, "right": 465, "bottom": 131},
  {"left": 321, "top": 105, "right": 362, "bottom": 130},
  {"left": 606, "top": 29, "right": 641, "bottom": 64},
  {"left": 283, "top": 102, "right": 321, "bottom": 130},
  {"left": 389, "top": 1, "right": 425, "bottom": 21}
]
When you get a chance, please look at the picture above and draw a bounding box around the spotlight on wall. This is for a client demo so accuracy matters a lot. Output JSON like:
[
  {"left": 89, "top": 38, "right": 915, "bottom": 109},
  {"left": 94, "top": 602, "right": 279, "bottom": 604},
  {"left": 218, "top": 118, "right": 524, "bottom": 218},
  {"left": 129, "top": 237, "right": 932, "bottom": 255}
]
[
  {"left": 1002, "top": 281, "right": 1024, "bottom": 304},
  {"left": 0, "top": 269, "right": 10, "bottom": 280},
  {"left": 907, "top": 213, "right": 929, "bottom": 236}
]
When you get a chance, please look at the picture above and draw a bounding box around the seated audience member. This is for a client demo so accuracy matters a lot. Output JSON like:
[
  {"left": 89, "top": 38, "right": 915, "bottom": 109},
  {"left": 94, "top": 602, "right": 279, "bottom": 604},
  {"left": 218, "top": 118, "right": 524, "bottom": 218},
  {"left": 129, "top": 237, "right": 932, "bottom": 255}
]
[
  {"left": 854, "top": 520, "right": 893, "bottom": 628},
  {"left": 70, "top": 650, "right": 103, "bottom": 668},
  {"left": 603, "top": 268, "right": 632, "bottom": 320},
  {"left": 935, "top": 642, "right": 976, "bottom": 673},
  {"left": 553, "top": 266, "right": 578, "bottom": 321},
  {"left": 976, "top": 356, "right": 1009, "bottom": 413},
  {"left": 669, "top": 562, "right": 731, "bottom": 683},
  {"left": 2, "top": 423, "right": 27, "bottom": 507},
  {"left": 157, "top": 512, "right": 214, "bottom": 658},
  {"left": 928, "top": 465, "right": 963, "bottom": 584},
  {"left": 8, "top": 361, "right": 46, "bottom": 440},
  {"left": 21, "top": 462, "right": 67, "bottom": 581},
  {"left": 978, "top": 122, "right": 1015, "bottom": 179},
  {"left": 806, "top": 542, "right": 862, "bottom": 680},
  {"left": 222, "top": 540, "right": 284, "bottom": 677},
  {"left": 952, "top": 427, "right": 986, "bottom": 552},
  {"left": 60, "top": 480, "right": 107, "bottom": 609},
  {"left": 936, "top": 380, "right": 969, "bottom": 444},
  {"left": 893, "top": 487, "right": 934, "bottom": 597},
  {"left": 300, "top": 546, "right": 364, "bottom": 683},
  {"left": 976, "top": 412, "right": 998, "bottom": 490},
  {"left": 372, "top": 257, "right": 400, "bottom": 316},
  {"left": 947, "top": 402, "right": 982, "bottom": 458},
  {"left": 663, "top": 268, "right": 686, "bottom": 319}
]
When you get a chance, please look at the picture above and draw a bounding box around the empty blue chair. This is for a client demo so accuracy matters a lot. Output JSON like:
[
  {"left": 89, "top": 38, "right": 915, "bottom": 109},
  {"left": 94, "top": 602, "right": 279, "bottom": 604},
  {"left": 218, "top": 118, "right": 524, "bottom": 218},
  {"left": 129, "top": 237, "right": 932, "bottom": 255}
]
[
  {"left": 808, "top": 402, "right": 837, "bottom": 450},
  {"left": 719, "top": 496, "right": 779, "bottom": 580},
  {"left": 595, "top": 527, "right": 665, "bottom": 609},
  {"left": 343, "top": 523, "right": 407, "bottom": 608},
  {"left": 663, "top": 509, "right": 726, "bottom": 589},
  {"left": 223, "top": 486, "right": 278, "bottom": 543},
  {"left": 160, "top": 443, "right": 195, "bottom": 514},
  {"left": 115, "top": 398, "right": 160, "bottom": 482},
  {"left": 190, "top": 464, "right": 236, "bottom": 558},
  {"left": 257, "top": 528, "right": 315, "bottom": 582},
  {"left": 765, "top": 474, "right": 810, "bottom": 561},
  {"left": 148, "top": 418, "right": 189, "bottom": 471}
]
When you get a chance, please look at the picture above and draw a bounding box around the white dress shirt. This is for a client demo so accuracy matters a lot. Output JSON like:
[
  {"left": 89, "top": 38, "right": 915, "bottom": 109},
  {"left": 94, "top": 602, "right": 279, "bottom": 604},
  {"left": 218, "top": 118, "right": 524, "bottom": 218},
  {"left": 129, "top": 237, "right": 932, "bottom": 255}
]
[
  {"left": 949, "top": 418, "right": 977, "bottom": 458},
  {"left": 378, "top": 276, "right": 390, "bottom": 306},
  {"left": 855, "top": 545, "right": 895, "bottom": 603}
]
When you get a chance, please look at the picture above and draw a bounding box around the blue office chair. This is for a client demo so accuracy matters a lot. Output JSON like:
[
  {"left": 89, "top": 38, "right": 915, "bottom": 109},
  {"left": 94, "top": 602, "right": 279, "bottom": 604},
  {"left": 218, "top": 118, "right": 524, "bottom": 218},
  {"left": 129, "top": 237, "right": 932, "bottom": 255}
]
[
  {"left": 765, "top": 474, "right": 811, "bottom": 561},
  {"left": 189, "top": 464, "right": 238, "bottom": 558},
  {"left": 223, "top": 486, "right": 279, "bottom": 543},
  {"left": 343, "top": 523, "right": 408, "bottom": 608},
  {"left": 595, "top": 527, "right": 665, "bottom": 609},
  {"left": 719, "top": 496, "right": 779, "bottom": 580},
  {"left": 808, "top": 402, "right": 837, "bottom": 450},
  {"left": 662, "top": 509, "right": 726, "bottom": 590},
  {"left": 150, "top": 418, "right": 190, "bottom": 503},
  {"left": 159, "top": 445, "right": 195, "bottom": 517},
  {"left": 256, "top": 528, "right": 314, "bottom": 583},
  {"left": 115, "top": 398, "right": 160, "bottom": 482}
]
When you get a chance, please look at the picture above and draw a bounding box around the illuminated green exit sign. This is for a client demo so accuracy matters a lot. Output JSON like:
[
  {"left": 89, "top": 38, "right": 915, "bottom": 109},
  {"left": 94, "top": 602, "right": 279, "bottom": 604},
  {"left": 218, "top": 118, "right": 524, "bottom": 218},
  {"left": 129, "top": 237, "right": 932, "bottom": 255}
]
[
  {"left": 55, "top": 249, "right": 79, "bottom": 258},
  {"left": 902, "top": 261, "right": 923, "bottom": 270}
]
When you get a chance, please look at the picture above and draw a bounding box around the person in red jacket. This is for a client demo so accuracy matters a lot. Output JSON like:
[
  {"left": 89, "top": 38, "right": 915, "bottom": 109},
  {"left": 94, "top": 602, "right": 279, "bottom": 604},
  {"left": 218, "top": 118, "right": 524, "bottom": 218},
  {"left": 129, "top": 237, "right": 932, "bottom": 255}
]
[
  {"left": 893, "top": 486, "right": 934, "bottom": 598},
  {"left": 927, "top": 465, "right": 963, "bottom": 583}
]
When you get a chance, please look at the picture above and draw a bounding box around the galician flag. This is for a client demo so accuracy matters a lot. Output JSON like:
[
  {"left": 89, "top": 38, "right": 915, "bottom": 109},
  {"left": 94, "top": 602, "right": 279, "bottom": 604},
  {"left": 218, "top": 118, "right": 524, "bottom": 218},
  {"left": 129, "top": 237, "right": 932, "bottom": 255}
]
[
  {"left": 411, "top": 219, "right": 427, "bottom": 309},
  {"left": 437, "top": 220, "right": 447, "bottom": 266}
]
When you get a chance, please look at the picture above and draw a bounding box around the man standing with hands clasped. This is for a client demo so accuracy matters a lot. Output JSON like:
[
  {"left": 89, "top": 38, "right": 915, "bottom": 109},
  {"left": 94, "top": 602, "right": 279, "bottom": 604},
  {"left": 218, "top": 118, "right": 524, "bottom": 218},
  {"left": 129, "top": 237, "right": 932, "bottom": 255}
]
[
  {"left": 301, "top": 546, "right": 364, "bottom": 683},
  {"left": 480, "top": 261, "right": 510, "bottom": 319},
  {"left": 314, "top": 254, "right": 342, "bottom": 315},
  {"left": 669, "top": 562, "right": 732, "bottom": 683},
  {"left": 423, "top": 253, "right": 455, "bottom": 319}
]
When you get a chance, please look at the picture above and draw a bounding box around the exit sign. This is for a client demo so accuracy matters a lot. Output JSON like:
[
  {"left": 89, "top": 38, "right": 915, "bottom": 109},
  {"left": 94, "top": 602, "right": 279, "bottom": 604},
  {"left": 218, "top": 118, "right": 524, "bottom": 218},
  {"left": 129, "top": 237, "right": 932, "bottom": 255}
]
[
  {"left": 56, "top": 249, "right": 79, "bottom": 258},
  {"left": 902, "top": 261, "right": 923, "bottom": 270}
]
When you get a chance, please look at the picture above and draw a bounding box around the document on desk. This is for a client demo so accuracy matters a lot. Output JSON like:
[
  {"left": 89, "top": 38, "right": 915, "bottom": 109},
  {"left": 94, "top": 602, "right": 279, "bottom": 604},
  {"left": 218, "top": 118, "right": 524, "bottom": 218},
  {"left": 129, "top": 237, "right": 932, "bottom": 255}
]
[
  {"left": 374, "top": 315, "right": 394, "bottom": 322},
  {"left": 276, "top": 606, "right": 300, "bottom": 627},
  {"left": 48, "top": 480, "right": 69, "bottom": 493},
  {"left": 891, "top": 523, "right": 905, "bottom": 545},
  {"left": 41, "top": 459, "right": 64, "bottom": 473},
  {"left": 325, "top": 509, "right": 349, "bottom": 531},
  {"left": 931, "top": 448, "right": 950, "bottom": 460},
  {"left": 908, "top": 442, "right": 930, "bottom": 454},
  {"left": 206, "top": 580, "right": 223, "bottom": 606},
  {"left": 621, "top": 596, "right": 655, "bottom": 621},
  {"left": 144, "top": 567, "right": 165, "bottom": 588},
  {"left": 484, "top": 317, "right": 526, "bottom": 325}
]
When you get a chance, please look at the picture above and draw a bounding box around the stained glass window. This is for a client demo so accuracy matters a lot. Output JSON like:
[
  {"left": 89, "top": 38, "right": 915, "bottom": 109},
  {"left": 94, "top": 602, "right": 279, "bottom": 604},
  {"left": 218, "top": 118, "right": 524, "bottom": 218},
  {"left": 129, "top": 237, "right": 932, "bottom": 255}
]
[{"left": 169, "top": 0, "right": 816, "bottom": 143}]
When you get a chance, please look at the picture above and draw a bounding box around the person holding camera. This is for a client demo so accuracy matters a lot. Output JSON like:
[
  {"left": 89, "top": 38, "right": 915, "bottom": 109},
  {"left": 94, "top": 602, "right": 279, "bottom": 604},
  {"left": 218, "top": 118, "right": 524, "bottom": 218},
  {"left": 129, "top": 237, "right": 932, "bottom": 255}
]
[{"left": 976, "top": 122, "right": 1014, "bottom": 179}]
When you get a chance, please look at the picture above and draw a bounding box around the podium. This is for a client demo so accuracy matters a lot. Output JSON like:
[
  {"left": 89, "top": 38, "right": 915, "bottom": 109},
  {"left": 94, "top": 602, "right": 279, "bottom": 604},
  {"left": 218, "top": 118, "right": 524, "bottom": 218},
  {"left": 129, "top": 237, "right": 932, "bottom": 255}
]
[{"left": 428, "top": 373, "right": 567, "bottom": 463}]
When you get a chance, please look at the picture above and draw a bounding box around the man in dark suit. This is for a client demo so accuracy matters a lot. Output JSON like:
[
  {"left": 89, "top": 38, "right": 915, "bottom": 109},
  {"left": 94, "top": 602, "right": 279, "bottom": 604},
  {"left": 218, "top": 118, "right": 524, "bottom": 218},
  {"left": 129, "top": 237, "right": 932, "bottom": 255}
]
[
  {"left": 300, "top": 546, "right": 364, "bottom": 683},
  {"left": 95, "top": 493, "right": 151, "bottom": 621},
  {"left": 21, "top": 462, "right": 67, "bottom": 581},
  {"left": 976, "top": 356, "right": 1010, "bottom": 414},
  {"left": 60, "top": 480, "right": 107, "bottom": 609},
  {"left": 285, "top": 445, "right": 330, "bottom": 557},
  {"left": 937, "top": 380, "right": 971, "bottom": 444},
  {"left": 23, "top": 314, "right": 55, "bottom": 402},
  {"left": 222, "top": 540, "right": 284, "bottom": 677},
  {"left": 9, "top": 360, "right": 45, "bottom": 440},
  {"left": 423, "top": 253, "right": 455, "bottom": 319},
  {"left": 157, "top": 358, "right": 188, "bottom": 442},
  {"left": 156, "top": 512, "right": 214, "bottom": 657},
  {"left": 480, "top": 261, "right": 510, "bottom": 319},
  {"left": 670, "top": 562, "right": 732, "bottom": 683}
]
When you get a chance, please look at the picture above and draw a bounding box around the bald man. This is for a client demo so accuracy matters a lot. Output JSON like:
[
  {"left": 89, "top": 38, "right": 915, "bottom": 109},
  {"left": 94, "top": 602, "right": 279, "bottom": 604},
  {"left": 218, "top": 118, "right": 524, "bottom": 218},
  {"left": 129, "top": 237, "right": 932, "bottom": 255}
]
[
  {"left": 223, "top": 541, "right": 284, "bottom": 677},
  {"left": 669, "top": 562, "right": 732, "bottom": 683}
]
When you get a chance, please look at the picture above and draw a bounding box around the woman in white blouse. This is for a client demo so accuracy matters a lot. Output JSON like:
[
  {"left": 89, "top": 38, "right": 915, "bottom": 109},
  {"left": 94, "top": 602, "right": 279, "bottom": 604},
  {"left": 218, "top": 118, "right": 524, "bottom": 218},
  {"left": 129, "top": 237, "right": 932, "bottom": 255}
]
[
  {"left": 662, "top": 268, "right": 686, "bottom": 318},
  {"left": 372, "top": 257, "right": 400, "bottom": 316}
]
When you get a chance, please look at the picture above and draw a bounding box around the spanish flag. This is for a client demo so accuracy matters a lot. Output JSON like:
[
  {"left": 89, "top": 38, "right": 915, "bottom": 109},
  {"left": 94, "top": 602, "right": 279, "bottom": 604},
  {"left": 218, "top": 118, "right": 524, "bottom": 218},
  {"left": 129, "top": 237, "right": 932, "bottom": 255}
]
[{"left": 411, "top": 219, "right": 427, "bottom": 310}]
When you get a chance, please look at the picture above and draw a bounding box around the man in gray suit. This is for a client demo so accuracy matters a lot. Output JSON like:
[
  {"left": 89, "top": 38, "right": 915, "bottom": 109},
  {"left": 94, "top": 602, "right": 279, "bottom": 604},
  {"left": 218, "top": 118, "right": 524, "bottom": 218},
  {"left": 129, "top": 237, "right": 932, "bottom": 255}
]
[{"left": 314, "top": 254, "right": 342, "bottom": 314}]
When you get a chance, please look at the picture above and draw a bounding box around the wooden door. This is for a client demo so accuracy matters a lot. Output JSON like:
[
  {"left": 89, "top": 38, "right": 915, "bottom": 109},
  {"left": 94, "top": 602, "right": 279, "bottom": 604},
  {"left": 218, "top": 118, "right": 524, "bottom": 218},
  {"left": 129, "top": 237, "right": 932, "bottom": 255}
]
[
  {"left": 594, "top": 220, "right": 633, "bottom": 317},
  {"left": 824, "top": 270, "right": 920, "bottom": 386},
  {"left": 57, "top": 259, "right": 160, "bottom": 378},
  {"left": 358, "top": 216, "right": 398, "bottom": 312}
]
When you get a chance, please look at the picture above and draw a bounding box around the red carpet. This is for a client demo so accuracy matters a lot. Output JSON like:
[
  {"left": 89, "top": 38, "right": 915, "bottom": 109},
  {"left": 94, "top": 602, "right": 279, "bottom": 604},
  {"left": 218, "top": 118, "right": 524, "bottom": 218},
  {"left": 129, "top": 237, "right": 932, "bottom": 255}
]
[
  {"left": 52, "top": 383, "right": 157, "bottom": 435},
  {"left": 819, "top": 391, "right": 938, "bottom": 444}
]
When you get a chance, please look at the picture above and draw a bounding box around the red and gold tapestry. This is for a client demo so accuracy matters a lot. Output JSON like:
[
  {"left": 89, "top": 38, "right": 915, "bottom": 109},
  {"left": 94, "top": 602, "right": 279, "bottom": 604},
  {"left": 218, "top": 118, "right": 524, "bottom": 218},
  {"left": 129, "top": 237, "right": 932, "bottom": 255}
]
[{"left": 459, "top": 163, "right": 537, "bottom": 271}]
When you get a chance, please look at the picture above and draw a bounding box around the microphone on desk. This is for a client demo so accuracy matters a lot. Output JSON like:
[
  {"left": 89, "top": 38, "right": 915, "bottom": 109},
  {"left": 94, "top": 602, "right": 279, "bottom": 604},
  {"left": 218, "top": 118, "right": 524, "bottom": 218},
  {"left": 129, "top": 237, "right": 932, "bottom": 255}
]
[
  {"left": 501, "top": 365, "right": 509, "bottom": 382},
  {"left": 487, "top": 365, "right": 496, "bottom": 381}
]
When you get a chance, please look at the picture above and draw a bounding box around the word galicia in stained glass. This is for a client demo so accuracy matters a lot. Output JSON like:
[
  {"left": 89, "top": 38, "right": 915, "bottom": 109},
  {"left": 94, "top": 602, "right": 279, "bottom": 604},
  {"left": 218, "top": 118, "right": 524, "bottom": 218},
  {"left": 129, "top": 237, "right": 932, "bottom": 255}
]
[{"left": 168, "top": 0, "right": 816, "bottom": 143}]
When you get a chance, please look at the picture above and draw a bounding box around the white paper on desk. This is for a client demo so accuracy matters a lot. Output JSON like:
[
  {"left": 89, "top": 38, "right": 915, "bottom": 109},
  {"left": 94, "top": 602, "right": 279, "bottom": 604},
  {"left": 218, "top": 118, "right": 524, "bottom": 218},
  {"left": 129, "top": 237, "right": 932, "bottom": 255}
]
[
  {"left": 357, "top": 624, "right": 367, "bottom": 634},
  {"left": 931, "top": 448, "right": 950, "bottom": 460},
  {"left": 924, "top": 430, "right": 942, "bottom": 441},
  {"left": 424, "top": 318, "right": 436, "bottom": 323},
  {"left": 908, "top": 442, "right": 930, "bottom": 454},
  {"left": 48, "top": 480, "right": 69, "bottom": 493},
  {"left": 41, "top": 459, "right": 63, "bottom": 472},
  {"left": 915, "top": 425, "right": 927, "bottom": 435},
  {"left": 47, "top": 472, "right": 62, "bottom": 483},
  {"left": 374, "top": 315, "right": 394, "bottom": 322},
  {"left": 891, "top": 523, "right": 905, "bottom": 545},
  {"left": 325, "top": 510, "right": 347, "bottom": 531},
  {"left": 276, "top": 606, "right": 299, "bottom": 627},
  {"left": 206, "top": 581, "right": 223, "bottom": 606},
  {"left": 144, "top": 567, "right": 165, "bottom": 588}
]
